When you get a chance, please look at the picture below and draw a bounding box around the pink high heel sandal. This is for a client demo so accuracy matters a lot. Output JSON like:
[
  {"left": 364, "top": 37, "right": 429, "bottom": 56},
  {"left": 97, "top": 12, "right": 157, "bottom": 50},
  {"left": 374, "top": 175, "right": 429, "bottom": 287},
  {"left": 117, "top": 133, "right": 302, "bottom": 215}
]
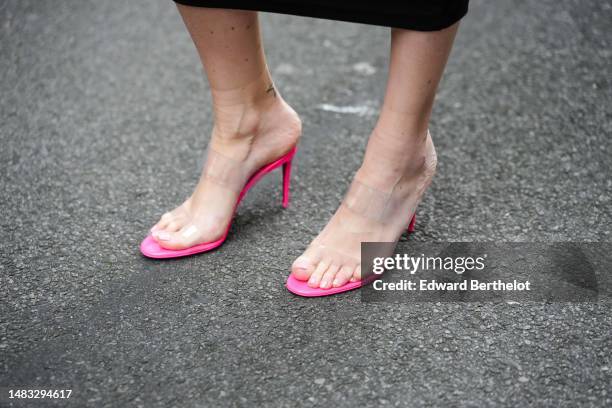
[
  {"left": 285, "top": 129, "right": 436, "bottom": 298},
  {"left": 285, "top": 213, "right": 416, "bottom": 297},
  {"left": 140, "top": 147, "right": 296, "bottom": 258}
]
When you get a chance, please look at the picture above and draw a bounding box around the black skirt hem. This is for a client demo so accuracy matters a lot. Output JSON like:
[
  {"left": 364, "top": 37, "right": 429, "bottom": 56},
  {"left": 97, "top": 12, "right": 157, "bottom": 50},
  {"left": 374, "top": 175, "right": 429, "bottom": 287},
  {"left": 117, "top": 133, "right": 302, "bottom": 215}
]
[{"left": 173, "top": 0, "right": 468, "bottom": 31}]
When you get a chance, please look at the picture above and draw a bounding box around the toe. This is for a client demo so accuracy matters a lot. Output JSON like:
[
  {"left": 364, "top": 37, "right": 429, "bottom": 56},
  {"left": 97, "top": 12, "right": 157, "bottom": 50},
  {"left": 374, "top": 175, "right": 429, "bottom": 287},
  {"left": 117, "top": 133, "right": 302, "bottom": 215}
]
[
  {"left": 333, "top": 265, "right": 354, "bottom": 287},
  {"left": 152, "top": 212, "right": 173, "bottom": 232},
  {"left": 350, "top": 264, "right": 362, "bottom": 282},
  {"left": 152, "top": 230, "right": 186, "bottom": 250},
  {"left": 178, "top": 224, "right": 200, "bottom": 245},
  {"left": 320, "top": 264, "right": 340, "bottom": 289},
  {"left": 291, "top": 256, "right": 315, "bottom": 281},
  {"left": 165, "top": 220, "right": 183, "bottom": 233},
  {"left": 154, "top": 224, "right": 202, "bottom": 250},
  {"left": 151, "top": 229, "right": 173, "bottom": 245},
  {"left": 307, "top": 261, "right": 328, "bottom": 288}
]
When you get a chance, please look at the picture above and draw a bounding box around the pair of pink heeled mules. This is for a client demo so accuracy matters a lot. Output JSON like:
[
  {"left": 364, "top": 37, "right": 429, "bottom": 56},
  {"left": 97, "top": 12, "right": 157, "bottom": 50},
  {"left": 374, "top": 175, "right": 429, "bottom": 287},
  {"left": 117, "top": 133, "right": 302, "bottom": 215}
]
[{"left": 140, "top": 147, "right": 415, "bottom": 297}]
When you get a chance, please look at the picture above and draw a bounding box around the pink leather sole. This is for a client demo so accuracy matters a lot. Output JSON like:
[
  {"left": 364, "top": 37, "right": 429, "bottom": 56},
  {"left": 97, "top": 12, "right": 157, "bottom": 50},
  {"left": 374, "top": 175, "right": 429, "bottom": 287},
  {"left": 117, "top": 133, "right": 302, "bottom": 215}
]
[
  {"left": 285, "top": 214, "right": 416, "bottom": 297},
  {"left": 140, "top": 235, "right": 225, "bottom": 259},
  {"left": 140, "top": 147, "right": 296, "bottom": 259},
  {"left": 285, "top": 273, "right": 380, "bottom": 297}
]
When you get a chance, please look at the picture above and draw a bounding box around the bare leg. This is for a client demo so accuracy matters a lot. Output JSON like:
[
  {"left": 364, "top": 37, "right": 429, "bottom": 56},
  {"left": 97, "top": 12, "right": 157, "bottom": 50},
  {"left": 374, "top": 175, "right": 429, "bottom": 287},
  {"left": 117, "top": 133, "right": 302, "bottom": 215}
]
[
  {"left": 150, "top": 6, "right": 301, "bottom": 248},
  {"left": 291, "top": 23, "right": 459, "bottom": 288}
]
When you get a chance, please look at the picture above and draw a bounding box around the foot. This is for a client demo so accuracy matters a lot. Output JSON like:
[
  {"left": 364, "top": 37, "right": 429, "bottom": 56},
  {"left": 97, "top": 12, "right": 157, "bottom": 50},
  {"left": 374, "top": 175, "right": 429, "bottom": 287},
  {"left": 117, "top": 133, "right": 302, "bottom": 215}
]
[
  {"left": 291, "top": 131, "right": 437, "bottom": 289},
  {"left": 150, "top": 95, "right": 301, "bottom": 249}
]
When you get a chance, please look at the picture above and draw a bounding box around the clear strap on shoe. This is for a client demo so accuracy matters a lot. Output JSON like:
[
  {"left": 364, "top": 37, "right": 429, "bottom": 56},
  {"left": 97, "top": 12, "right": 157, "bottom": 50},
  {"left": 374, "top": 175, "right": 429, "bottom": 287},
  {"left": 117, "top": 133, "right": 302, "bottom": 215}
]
[
  {"left": 342, "top": 179, "right": 394, "bottom": 223},
  {"left": 201, "top": 147, "right": 251, "bottom": 193}
]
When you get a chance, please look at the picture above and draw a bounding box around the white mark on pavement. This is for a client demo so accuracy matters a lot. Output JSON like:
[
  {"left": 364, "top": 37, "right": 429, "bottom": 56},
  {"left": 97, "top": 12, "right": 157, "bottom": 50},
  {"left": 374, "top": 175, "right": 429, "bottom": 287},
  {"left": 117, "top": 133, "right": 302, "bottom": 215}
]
[
  {"left": 317, "top": 103, "right": 376, "bottom": 116},
  {"left": 352, "top": 61, "right": 377, "bottom": 75},
  {"left": 275, "top": 63, "right": 296, "bottom": 75}
]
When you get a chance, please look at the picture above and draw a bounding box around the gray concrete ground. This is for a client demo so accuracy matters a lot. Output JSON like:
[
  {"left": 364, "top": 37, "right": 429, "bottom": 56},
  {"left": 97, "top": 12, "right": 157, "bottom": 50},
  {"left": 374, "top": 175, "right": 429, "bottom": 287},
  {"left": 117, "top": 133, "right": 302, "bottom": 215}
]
[{"left": 1, "top": 0, "right": 611, "bottom": 406}]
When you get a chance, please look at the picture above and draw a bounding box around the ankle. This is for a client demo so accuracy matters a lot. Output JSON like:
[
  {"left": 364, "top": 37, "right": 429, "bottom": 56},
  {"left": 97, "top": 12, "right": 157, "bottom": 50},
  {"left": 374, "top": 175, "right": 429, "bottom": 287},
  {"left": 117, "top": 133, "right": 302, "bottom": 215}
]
[
  {"left": 209, "top": 94, "right": 300, "bottom": 161},
  {"left": 212, "top": 103, "right": 261, "bottom": 141},
  {"left": 211, "top": 68, "right": 277, "bottom": 108},
  {"left": 212, "top": 69, "right": 283, "bottom": 131},
  {"left": 357, "top": 130, "right": 436, "bottom": 191}
]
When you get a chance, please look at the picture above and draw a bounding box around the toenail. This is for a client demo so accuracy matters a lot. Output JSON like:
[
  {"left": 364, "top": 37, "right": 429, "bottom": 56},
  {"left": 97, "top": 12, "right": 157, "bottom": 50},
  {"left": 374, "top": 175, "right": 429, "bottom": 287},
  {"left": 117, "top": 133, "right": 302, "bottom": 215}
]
[
  {"left": 293, "top": 257, "right": 311, "bottom": 270},
  {"left": 156, "top": 231, "right": 171, "bottom": 241},
  {"left": 332, "top": 279, "right": 341, "bottom": 287},
  {"left": 182, "top": 225, "right": 198, "bottom": 238},
  {"left": 321, "top": 279, "right": 329, "bottom": 288}
]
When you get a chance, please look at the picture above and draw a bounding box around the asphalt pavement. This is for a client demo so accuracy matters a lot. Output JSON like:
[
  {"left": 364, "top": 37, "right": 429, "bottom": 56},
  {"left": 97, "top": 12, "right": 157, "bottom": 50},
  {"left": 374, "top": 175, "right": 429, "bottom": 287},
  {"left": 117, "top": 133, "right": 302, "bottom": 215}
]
[{"left": 1, "top": 0, "right": 611, "bottom": 406}]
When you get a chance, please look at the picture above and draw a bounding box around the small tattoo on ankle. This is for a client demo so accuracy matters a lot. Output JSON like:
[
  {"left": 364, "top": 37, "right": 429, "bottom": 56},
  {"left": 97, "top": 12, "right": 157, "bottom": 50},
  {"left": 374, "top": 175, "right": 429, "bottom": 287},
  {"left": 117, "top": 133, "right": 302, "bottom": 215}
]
[{"left": 266, "top": 83, "right": 277, "bottom": 98}]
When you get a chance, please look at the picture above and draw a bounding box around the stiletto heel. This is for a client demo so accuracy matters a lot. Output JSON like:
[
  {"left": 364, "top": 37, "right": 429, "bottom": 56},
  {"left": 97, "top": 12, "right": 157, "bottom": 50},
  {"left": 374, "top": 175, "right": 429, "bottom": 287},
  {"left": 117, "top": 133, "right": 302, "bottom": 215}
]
[
  {"left": 408, "top": 214, "right": 416, "bottom": 233},
  {"left": 141, "top": 147, "right": 297, "bottom": 258},
  {"left": 282, "top": 159, "right": 292, "bottom": 208}
]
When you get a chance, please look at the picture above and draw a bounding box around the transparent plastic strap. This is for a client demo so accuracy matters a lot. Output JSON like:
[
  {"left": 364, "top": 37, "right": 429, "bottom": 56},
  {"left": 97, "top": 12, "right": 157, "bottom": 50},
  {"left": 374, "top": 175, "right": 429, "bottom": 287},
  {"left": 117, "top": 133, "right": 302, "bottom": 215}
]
[
  {"left": 342, "top": 179, "right": 393, "bottom": 223},
  {"left": 302, "top": 179, "right": 392, "bottom": 265},
  {"left": 201, "top": 147, "right": 250, "bottom": 192},
  {"left": 174, "top": 148, "right": 249, "bottom": 242}
]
